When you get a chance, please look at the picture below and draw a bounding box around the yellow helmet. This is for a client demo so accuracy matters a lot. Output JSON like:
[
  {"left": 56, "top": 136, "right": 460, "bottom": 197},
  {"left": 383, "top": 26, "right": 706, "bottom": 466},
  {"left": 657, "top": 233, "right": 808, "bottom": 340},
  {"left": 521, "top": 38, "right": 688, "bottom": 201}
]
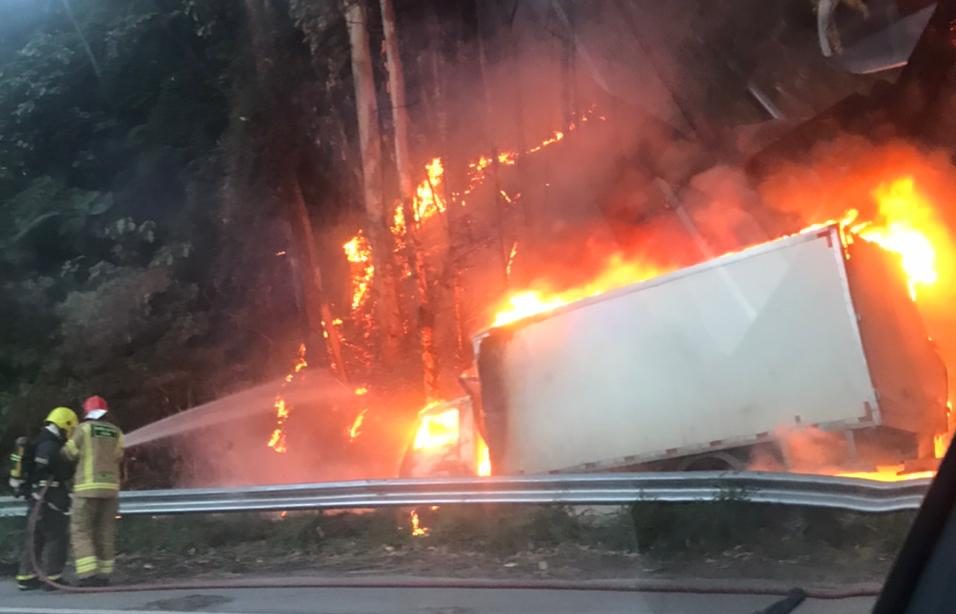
[{"left": 45, "top": 407, "right": 79, "bottom": 437}]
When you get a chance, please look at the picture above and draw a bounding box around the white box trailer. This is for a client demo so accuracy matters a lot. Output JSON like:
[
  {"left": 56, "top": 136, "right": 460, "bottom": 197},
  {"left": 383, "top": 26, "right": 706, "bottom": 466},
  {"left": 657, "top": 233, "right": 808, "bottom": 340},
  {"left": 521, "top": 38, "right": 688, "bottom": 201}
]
[{"left": 469, "top": 224, "right": 947, "bottom": 474}]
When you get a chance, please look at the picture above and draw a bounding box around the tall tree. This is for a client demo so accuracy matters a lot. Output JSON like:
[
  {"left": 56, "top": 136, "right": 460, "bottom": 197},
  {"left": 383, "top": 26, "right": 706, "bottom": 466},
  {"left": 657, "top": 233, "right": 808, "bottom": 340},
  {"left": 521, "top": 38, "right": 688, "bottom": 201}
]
[
  {"left": 379, "top": 0, "right": 413, "bottom": 199},
  {"left": 242, "top": 0, "right": 346, "bottom": 377},
  {"left": 379, "top": 0, "right": 439, "bottom": 399},
  {"left": 343, "top": 0, "right": 403, "bottom": 366}
]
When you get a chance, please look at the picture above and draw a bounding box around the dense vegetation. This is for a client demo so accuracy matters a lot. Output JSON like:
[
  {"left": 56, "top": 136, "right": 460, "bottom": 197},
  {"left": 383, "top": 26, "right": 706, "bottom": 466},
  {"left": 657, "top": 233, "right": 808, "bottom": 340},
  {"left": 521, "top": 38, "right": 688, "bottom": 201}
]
[{"left": 0, "top": 0, "right": 303, "bottom": 445}]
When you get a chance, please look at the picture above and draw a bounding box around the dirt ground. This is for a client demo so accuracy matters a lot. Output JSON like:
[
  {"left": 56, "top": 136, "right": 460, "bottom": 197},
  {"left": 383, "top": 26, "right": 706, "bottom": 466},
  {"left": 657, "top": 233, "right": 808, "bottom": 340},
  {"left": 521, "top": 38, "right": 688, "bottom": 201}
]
[{"left": 113, "top": 541, "right": 893, "bottom": 587}]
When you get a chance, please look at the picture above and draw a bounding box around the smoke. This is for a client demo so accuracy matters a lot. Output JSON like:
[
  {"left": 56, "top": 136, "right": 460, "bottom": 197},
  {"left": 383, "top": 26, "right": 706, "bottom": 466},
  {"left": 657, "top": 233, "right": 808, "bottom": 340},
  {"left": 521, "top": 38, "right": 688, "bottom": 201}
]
[
  {"left": 125, "top": 371, "right": 420, "bottom": 487},
  {"left": 749, "top": 427, "right": 850, "bottom": 473}
]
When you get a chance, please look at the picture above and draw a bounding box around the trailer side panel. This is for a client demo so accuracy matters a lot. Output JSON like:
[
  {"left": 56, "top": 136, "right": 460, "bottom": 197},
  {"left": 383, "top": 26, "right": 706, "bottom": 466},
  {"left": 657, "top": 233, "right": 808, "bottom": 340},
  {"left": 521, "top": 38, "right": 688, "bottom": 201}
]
[{"left": 485, "top": 229, "right": 881, "bottom": 474}]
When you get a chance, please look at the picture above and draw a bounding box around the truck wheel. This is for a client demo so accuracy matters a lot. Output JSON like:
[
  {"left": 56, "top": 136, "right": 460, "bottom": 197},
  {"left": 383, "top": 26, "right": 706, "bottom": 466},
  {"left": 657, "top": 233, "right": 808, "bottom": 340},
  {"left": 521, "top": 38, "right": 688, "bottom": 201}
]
[{"left": 677, "top": 451, "right": 744, "bottom": 471}]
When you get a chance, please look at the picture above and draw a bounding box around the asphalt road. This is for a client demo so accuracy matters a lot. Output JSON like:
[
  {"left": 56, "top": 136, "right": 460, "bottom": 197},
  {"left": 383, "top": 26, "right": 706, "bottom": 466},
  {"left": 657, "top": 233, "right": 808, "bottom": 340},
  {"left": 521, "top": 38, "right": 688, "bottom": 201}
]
[{"left": 0, "top": 581, "right": 877, "bottom": 614}]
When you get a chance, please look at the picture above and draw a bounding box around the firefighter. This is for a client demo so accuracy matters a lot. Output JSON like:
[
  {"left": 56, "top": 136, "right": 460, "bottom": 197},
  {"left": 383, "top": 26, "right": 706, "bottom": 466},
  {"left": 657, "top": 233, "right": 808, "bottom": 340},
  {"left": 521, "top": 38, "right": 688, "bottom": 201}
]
[
  {"left": 63, "top": 395, "right": 124, "bottom": 587},
  {"left": 15, "top": 407, "right": 79, "bottom": 591}
]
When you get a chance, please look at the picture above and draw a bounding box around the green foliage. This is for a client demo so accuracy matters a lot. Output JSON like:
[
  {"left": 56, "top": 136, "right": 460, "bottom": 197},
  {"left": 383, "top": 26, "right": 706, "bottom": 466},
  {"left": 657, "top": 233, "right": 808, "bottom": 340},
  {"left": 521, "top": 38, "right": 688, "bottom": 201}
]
[
  {"left": 629, "top": 501, "right": 913, "bottom": 556},
  {"left": 0, "top": 0, "right": 295, "bottom": 457},
  {"left": 0, "top": 0, "right": 356, "bottom": 472}
]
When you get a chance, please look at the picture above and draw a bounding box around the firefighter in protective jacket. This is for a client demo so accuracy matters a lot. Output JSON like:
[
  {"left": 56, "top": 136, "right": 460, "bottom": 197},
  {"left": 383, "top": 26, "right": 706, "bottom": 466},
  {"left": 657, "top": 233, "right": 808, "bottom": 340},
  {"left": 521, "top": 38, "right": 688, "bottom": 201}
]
[
  {"left": 63, "top": 395, "right": 124, "bottom": 587},
  {"left": 15, "top": 407, "right": 78, "bottom": 591}
]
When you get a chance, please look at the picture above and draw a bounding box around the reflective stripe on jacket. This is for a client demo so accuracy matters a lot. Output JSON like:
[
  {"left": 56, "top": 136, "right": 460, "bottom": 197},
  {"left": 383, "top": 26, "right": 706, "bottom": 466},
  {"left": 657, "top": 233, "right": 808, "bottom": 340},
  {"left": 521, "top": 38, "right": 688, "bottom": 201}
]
[{"left": 63, "top": 419, "right": 124, "bottom": 498}]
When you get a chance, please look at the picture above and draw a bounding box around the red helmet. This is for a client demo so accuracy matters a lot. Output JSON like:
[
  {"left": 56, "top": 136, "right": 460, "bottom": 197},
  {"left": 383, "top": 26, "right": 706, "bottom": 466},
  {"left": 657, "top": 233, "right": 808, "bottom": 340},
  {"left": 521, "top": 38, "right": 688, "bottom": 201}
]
[{"left": 82, "top": 395, "right": 109, "bottom": 416}]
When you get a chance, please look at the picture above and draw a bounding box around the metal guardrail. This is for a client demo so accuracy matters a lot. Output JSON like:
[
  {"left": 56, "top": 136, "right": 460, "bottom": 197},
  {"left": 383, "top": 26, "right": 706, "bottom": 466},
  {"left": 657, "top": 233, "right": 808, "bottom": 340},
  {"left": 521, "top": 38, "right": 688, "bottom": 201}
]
[{"left": 0, "top": 472, "right": 932, "bottom": 518}]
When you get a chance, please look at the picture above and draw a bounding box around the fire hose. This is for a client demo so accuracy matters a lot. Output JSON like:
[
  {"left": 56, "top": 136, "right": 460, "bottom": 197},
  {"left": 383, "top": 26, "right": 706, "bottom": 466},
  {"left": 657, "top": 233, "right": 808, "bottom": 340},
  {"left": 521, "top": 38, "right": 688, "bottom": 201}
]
[{"left": 23, "top": 486, "right": 882, "bottom": 602}]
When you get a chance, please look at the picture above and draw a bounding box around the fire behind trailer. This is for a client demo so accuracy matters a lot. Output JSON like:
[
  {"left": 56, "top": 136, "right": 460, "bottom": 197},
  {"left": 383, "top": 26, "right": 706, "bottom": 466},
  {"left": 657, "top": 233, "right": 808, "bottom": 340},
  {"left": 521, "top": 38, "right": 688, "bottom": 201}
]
[{"left": 472, "top": 224, "right": 947, "bottom": 474}]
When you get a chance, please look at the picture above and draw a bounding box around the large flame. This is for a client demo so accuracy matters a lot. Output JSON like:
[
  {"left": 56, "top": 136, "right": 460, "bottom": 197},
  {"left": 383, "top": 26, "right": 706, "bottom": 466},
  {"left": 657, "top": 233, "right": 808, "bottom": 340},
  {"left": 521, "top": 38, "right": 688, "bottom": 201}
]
[
  {"left": 492, "top": 252, "right": 665, "bottom": 327},
  {"left": 492, "top": 176, "right": 942, "bottom": 329},
  {"left": 848, "top": 177, "right": 939, "bottom": 300}
]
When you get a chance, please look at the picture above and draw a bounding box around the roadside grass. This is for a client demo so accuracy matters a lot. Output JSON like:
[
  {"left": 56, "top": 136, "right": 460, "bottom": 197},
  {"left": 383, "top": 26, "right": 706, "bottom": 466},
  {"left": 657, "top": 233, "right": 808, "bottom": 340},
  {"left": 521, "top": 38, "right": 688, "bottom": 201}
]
[
  {"left": 629, "top": 501, "right": 913, "bottom": 559},
  {"left": 2, "top": 501, "right": 915, "bottom": 581},
  {"left": 116, "top": 501, "right": 913, "bottom": 562}
]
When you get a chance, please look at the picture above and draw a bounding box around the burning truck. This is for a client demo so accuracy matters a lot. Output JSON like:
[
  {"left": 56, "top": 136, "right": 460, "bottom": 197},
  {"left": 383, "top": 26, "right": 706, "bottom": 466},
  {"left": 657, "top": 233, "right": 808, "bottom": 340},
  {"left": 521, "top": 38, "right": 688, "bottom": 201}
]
[{"left": 402, "top": 221, "right": 949, "bottom": 478}]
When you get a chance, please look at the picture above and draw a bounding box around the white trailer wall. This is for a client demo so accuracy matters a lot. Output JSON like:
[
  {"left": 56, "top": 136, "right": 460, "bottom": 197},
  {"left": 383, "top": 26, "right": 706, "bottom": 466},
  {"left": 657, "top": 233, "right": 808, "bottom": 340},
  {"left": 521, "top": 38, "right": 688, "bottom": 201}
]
[{"left": 486, "top": 227, "right": 881, "bottom": 474}]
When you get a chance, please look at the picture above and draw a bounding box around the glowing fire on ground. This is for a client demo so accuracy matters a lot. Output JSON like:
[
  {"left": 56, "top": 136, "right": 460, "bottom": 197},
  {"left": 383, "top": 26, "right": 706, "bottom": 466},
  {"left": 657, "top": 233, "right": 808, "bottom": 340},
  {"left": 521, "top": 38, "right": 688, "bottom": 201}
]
[
  {"left": 410, "top": 510, "right": 429, "bottom": 536},
  {"left": 267, "top": 344, "right": 308, "bottom": 454}
]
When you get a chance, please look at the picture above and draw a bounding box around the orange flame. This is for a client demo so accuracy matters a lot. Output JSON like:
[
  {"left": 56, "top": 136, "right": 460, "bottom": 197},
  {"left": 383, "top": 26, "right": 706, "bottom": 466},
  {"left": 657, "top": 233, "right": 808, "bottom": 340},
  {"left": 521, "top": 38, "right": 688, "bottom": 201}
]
[
  {"left": 412, "top": 402, "right": 460, "bottom": 451},
  {"left": 492, "top": 176, "right": 943, "bottom": 329},
  {"left": 410, "top": 510, "right": 429, "bottom": 536},
  {"left": 411, "top": 158, "right": 446, "bottom": 223},
  {"left": 492, "top": 252, "right": 664, "bottom": 327},
  {"left": 505, "top": 241, "right": 519, "bottom": 279},
  {"left": 846, "top": 178, "right": 939, "bottom": 300},
  {"left": 935, "top": 433, "right": 949, "bottom": 460},
  {"left": 343, "top": 232, "right": 375, "bottom": 311},
  {"left": 348, "top": 409, "right": 368, "bottom": 442},
  {"left": 525, "top": 130, "right": 565, "bottom": 154},
  {"left": 837, "top": 466, "right": 937, "bottom": 482},
  {"left": 267, "top": 344, "right": 308, "bottom": 454},
  {"left": 475, "top": 433, "right": 492, "bottom": 477}
]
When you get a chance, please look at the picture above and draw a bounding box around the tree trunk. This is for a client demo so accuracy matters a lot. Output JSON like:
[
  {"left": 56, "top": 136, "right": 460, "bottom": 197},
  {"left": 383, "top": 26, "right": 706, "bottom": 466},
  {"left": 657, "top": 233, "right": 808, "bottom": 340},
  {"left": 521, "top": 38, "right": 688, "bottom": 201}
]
[
  {"left": 344, "top": 0, "right": 403, "bottom": 365},
  {"left": 283, "top": 165, "right": 348, "bottom": 380},
  {"left": 240, "top": 0, "right": 347, "bottom": 378},
  {"left": 380, "top": 0, "right": 440, "bottom": 399},
  {"left": 379, "top": 0, "right": 414, "bottom": 198}
]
